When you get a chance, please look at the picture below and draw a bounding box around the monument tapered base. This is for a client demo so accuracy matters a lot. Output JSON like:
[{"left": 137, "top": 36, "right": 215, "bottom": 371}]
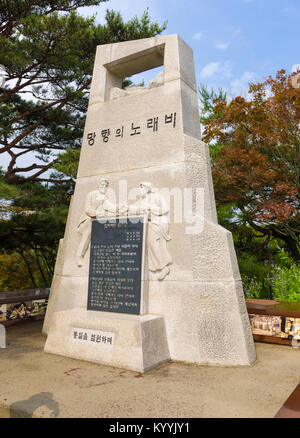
[{"left": 44, "top": 308, "right": 170, "bottom": 373}]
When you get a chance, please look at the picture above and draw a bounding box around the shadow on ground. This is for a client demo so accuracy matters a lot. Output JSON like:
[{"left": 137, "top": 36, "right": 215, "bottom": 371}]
[{"left": 10, "top": 392, "right": 59, "bottom": 418}]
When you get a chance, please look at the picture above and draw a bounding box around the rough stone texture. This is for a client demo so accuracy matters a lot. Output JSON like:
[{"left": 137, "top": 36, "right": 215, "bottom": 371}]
[
  {"left": 147, "top": 281, "right": 254, "bottom": 365},
  {"left": 44, "top": 309, "right": 170, "bottom": 372},
  {"left": 44, "top": 34, "right": 256, "bottom": 368}
]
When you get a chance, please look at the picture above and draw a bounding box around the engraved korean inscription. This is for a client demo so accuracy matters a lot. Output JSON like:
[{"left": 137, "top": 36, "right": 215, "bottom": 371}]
[
  {"left": 71, "top": 327, "right": 115, "bottom": 349},
  {"left": 86, "top": 112, "right": 177, "bottom": 145},
  {"left": 87, "top": 218, "right": 144, "bottom": 315}
]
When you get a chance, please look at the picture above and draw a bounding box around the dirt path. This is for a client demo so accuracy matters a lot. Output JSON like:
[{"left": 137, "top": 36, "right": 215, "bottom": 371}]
[{"left": 0, "top": 321, "right": 299, "bottom": 418}]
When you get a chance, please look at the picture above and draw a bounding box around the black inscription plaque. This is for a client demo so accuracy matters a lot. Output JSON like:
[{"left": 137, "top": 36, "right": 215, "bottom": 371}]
[{"left": 87, "top": 217, "right": 144, "bottom": 315}]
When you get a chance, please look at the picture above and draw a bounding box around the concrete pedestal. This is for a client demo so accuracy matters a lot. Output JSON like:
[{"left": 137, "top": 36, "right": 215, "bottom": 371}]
[{"left": 44, "top": 308, "right": 170, "bottom": 372}]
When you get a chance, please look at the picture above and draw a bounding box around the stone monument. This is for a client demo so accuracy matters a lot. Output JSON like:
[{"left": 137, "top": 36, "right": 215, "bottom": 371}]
[{"left": 43, "top": 35, "right": 256, "bottom": 371}]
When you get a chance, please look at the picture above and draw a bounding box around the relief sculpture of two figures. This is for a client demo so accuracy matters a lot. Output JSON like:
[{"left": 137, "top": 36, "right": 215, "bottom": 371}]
[{"left": 76, "top": 179, "right": 172, "bottom": 281}]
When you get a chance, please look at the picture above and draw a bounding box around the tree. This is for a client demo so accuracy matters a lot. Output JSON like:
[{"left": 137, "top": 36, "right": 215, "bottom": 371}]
[
  {"left": 0, "top": 168, "right": 71, "bottom": 289},
  {"left": 0, "top": 1, "right": 166, "bottom": 291},
  {"left": 199, "top": 84, "right": 227, "bottom": 123},
  {"left": 0, "top": 0, "right": 166, "bottom": 185},
  {"left": 201, "top": 70, "right": 300, "bottom": 262}
]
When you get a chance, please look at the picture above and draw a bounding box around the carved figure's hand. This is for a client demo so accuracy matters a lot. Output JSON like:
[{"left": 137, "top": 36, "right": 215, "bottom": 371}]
[
  {"left": 128, "top": 203, "right": 140, "bottom": 216},
  {"left": 95, "top": 207, "right": 105, "bottom": 219},
  {"left": 151, "top": 205, "right": 161, "bottom": 216},
  {"left": 118, "top": 204, "right": 128, "bottom": 215}
]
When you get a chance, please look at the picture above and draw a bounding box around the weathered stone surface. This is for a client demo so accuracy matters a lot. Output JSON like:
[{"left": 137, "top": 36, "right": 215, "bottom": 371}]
[
  {"left": 45, "top": 309, "right": 170, "bottom": 372},
  {"left": 44, "top": 34, "right": 256, "bottom": 369},
  {"left": 109, "top": 70, "right": 164, "bottom": 101}
]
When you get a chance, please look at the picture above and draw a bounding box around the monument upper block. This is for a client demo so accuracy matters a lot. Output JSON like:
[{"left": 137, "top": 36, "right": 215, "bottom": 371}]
[
  {"left": 77, "top": 35, "right": 201, "bottom": 179},
  {"left": 89, "top": 34, "right": 197, "bottom": 105}
]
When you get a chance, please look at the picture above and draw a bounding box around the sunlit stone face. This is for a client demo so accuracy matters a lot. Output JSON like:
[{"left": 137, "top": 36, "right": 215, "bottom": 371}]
[
  {"left": 291, "top": 72, "right": 300, "bottom": 89},
  {"left": 0, "top": 65, "right": 6, "bottom": 88},
  {"left": 139, "top": 184, "right": 148, "bottom": 198},
  {"left": 98, "top": 179, "right": 108, "bottom": 194}
]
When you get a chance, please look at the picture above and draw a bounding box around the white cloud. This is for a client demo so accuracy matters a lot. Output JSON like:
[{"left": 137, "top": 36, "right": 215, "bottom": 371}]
[
  {"left": 199, "top": 62, "right": 220, "bottom": 79},
  {"left": 221, "top": 61, "right": 232, "bottom": 79},
  {"left": 192, "top": 32, "right": 203, "bottom": 41},
  {"left": 229, "top": 71, "right": 257, "bottom": 97},
  {"left": 229, "top": 25, "right": 242, "bottom": 36},
  {"left": 199, "top": 61, "right": 232, "bottom": 80},
  {"left": 292, "top": 64, "right": 300, "bottom": 73},
  {"left": 215, "top": 41, "right": 230, "bottom": 50}
]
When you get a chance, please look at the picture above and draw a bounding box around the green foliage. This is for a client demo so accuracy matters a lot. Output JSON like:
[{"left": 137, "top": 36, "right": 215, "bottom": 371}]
[
  {"left": 0, "top": 176, "right": 70, "bottom": 289},
  {"left": 198, "top": 84, "right": 227, "bottom": 124},
  {"left": 199, "top": 78, "right": 300, "bottom": 288},
  {"left": 0, "top": 1, "right": 167, "bottom": 290},
  {"left": 274, "top": 246, "right": 295, "bottom": 268},
  {"left": 0, "top": 1, "right": 166, "bottom": 184},
  {"left": 0, "top": 251, "right": 48, "bottom": 291},
  {"left": 239, "top": 252, "right": 270, "bottom": 299},
  {"left": 201, "top": 72, "right": 300, "bottom": 262},
  {"left": 0, "top": 169, "right": 20, "bottom": 199},
  {"left": 0, "top": 0, "right": 109, "bottom": 38},
  {"left": 240, "top": 248, "right": 300, "bottom": 301},
  {"left": 52, "top": 148, "right": 81, "bottom": 180},
  {"left": 272, "top": 264, "right": 300, "bottom": 302},
  {"left": 213, "top": 165, "right": 296, "bottom": 301},
  {"left": 99, "top": 9, "right": 167, "bottom": 43},
  {"left": 241, "top": 274, "right": 267, "bottom": 300},
  {"left": 216, "top": 202, "right": 278, "bottom": 268}
]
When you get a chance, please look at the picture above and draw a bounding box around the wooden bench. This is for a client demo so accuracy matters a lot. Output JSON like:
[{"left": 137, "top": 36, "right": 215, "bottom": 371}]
[
  {"left": 246, "top": 299, "right": 300, "bottom": 346},
  {"left": 0, "top": 289, "right": 49, "bottom": 326}
]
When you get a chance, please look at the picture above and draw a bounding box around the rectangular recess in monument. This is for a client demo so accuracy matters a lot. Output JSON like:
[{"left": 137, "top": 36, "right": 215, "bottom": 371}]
[
  {"left": 87, "top": 217, "right": 145, "bottom": 315},
  {"left": 104, "top": 44, "right": 165, "bottom": 78}
]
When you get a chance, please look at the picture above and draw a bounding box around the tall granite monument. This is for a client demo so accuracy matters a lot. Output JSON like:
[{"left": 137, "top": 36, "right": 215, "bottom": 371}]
[{"left": 44, "top": 35, "right": 256, "bottom": 371}]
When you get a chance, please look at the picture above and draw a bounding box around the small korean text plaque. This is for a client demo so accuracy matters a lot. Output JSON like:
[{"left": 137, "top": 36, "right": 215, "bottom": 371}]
[{"left": 71, "top": 327, "right": 114, "bottom": 349}]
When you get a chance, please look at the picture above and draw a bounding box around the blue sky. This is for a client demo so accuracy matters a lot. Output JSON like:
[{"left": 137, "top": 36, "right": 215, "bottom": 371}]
[
  {"left": 1, "top": 0, "right": 299, "bottom": 173},
  {"left": 79, "top": 0, "right": 300, "bottom": 97}
]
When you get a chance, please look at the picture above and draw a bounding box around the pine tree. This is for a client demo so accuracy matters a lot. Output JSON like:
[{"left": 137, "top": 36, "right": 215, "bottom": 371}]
[
  {"left": 0, "top": 1, "right": 166, "bottom": 290},
  {"left": 0, "top": 0, "right": 166, "bottom": 184}
]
